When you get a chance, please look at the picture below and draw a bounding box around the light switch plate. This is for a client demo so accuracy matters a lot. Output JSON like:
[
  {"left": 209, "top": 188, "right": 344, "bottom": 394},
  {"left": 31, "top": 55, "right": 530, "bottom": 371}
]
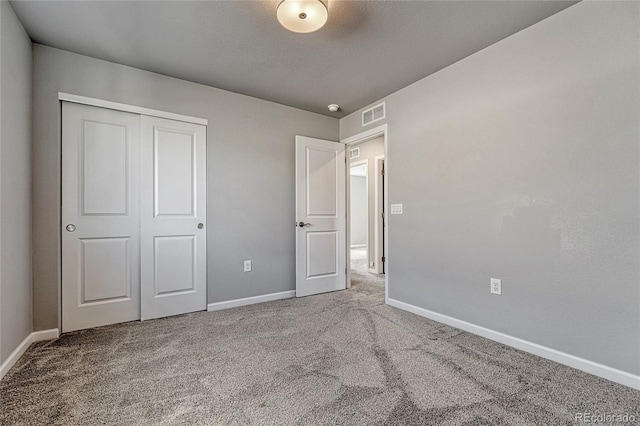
[
  {"left": 243, "top": 260, "right": 252, "bottom": 272},
  {"left": 391, "top": 204, "right": 403, "bottom": 214}
]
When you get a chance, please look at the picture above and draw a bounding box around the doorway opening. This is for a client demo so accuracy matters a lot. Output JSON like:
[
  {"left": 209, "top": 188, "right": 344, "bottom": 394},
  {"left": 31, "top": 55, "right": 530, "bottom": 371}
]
[
  {"left": 294, "top": 127, "right": 387, "bottom": 300},
  {"left": 344, "top": 125, "right": 388, "bottom": 301}
]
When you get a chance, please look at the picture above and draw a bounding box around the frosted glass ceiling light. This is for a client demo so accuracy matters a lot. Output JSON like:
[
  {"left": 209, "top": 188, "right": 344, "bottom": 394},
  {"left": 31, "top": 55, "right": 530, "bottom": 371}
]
[{"left": 277, "top": 0, "right": 328, "bottom": 33}]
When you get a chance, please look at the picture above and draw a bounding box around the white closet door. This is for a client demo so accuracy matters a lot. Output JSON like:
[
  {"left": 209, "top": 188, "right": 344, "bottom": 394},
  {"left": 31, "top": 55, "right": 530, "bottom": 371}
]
[
  {"left": 140, "top": 116, "right": 207, "bottom": 320},
  {"left": 62, "top": 103, "right": 141, "bottom": 332}
]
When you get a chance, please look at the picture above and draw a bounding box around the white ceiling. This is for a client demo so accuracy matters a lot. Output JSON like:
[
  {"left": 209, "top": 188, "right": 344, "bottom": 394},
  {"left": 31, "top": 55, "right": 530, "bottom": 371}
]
[{"left": 10, "top": 0, "right": 577, "bottom": 116}]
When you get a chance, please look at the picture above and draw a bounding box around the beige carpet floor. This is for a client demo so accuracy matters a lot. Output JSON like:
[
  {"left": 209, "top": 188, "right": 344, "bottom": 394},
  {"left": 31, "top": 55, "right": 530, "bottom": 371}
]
[{"left": 1, "top": 280, "right": 638, "bottom": 425}]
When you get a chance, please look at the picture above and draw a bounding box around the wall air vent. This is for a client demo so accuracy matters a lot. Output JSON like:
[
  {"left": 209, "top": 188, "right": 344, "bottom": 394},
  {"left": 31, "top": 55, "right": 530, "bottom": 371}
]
[
  {"left": 362, "top": 102, "right": 385, "bottom": 127},
  {"left": 350, "top": 147, "right": 360, "bottom": 159}
]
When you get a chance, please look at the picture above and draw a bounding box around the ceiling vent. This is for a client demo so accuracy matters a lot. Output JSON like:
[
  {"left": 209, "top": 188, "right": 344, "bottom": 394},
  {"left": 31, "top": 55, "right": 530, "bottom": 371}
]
[
  {"left": 350, "top": 147, "right": 360, "bottom": 159},
  {"left": 362, "top": 102, "right": 385, "bottom": 127}
]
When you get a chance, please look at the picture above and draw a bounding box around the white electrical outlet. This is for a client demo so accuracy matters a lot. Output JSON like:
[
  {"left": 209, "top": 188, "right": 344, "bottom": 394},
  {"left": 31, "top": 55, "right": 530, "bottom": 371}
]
[
  {"left": 243, "top": 260, "right": 252, "bottom": 272},
  {"left": 490, "top": 278, "right": 501, "bottom": 295}
]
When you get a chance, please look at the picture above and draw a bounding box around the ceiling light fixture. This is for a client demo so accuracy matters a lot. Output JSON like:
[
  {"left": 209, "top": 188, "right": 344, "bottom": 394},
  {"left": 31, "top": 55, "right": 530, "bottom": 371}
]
[{"left": 277, "top": 0, "right": 328, "bottom": 34}]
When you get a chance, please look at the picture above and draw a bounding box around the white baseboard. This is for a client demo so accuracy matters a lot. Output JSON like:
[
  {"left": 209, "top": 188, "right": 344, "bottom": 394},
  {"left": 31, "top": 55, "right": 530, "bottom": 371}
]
[
  {"left": 0, "top": 334, "right": 32, "bottom": 380},
  {"left": 0, "top": 328, "right": 59, "bottom": 380},
  {"left": 32, "top": 329, "right": 60, "bottom": 342},
  {"left": 208, "top": 290, "right": 295, "bottom": 312},
  {"left": 387, "top": 298, "right": 640, "bottom": 390}
]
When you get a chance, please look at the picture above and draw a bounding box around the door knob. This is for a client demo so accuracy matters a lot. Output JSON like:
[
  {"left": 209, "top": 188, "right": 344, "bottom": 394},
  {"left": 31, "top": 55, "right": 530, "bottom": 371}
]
[
  {"left": 198, "top": 223, "right": 204, "bottom": 229},
  {"left": 297, "top": 222, "right": 311, "bottom": 227},
  {"left": 66, "top": 224, "right": 76, "bottom": 232}
]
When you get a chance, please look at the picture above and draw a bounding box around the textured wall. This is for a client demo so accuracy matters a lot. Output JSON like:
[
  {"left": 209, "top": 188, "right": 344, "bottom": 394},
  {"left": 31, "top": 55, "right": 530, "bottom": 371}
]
[
  {"left": 341, "top": 2, "right": 639, "bottom": 375},
  {"left": 32, "top": 45, "right": 338, "bottom": 330},
  {"left": 0, "top": 1, "right": 33, "bottom": 363}
]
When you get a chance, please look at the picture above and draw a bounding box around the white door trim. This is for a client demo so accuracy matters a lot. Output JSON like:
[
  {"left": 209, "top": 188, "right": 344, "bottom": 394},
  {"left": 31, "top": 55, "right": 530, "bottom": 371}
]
[
  {"left": 373, "top": 155, "right": 385, "bottom": 275},
  {"left": 341, "top": 124, "right": 388, "bottom": 145},
  {"left": 58, "top": 93, "right": 208, "bottom": 126},
  {"left": 342, "top": 124, "right": 389, "bottom": 304}
]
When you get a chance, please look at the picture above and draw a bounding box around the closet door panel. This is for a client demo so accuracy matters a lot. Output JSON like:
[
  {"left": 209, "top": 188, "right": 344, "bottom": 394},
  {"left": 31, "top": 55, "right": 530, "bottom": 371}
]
[
  {"left": 140, "top": 116, "right": 207, "bottom": 320},
  {"left": 61, "top": 102, "right": 141, "bottom": 332}
]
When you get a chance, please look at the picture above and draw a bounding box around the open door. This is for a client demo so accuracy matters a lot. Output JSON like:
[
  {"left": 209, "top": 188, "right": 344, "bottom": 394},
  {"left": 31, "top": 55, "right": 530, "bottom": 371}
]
[{"left": 295, "top": 136, "right": 346, "bottom": 297}]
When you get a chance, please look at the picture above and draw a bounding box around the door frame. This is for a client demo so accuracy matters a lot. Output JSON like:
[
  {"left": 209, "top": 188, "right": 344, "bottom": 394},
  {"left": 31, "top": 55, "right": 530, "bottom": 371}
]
[
  {"left": 373, "top": 155, "right": 385, "bottom": 275},
  {"left": 58, "top": 93, "right": 208, "bottom": 332},
  {"left": 342, "top": 124, "right": 389, "bottom": 303}
]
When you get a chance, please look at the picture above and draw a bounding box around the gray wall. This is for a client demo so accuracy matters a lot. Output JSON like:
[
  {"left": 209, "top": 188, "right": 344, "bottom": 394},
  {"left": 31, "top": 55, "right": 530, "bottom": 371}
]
[
  {"left": 0, "top": 1, "right": 33, "bottom": 363},
  {"left": 350, "top": 137, "right": 384, "bottom": 269},
  {"left": 340, "top": 2, "right": 639, "bottom": 375},
  {"left": 350, "top": 175, "right": 367, "bottom": 247},
  {"left": 32, "top": 45, "right": 338, "bottom": 331}
]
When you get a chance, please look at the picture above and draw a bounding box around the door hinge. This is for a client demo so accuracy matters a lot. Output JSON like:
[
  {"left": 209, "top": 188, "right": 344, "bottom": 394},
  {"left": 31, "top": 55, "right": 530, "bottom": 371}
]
[
  {"left": 381, "top": 169, "right": 385, "bottom": 176},
  {"left": 382, "top": 256, "right": 386, "bottom": 263},
  {"left": 381, "top": 212, "right": 385, "bottom": 219}
]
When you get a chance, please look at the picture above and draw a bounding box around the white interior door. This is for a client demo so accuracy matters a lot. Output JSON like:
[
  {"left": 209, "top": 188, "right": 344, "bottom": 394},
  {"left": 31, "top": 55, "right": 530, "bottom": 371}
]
[
  {"left": 295, "top": 136, "right": 346, "bottom": 297},
  {"left": 62, "top": 102, "right": 141, "bottom": 332},
  {"left": 140, "top": 116, "right": 207, "bottom": 320}
]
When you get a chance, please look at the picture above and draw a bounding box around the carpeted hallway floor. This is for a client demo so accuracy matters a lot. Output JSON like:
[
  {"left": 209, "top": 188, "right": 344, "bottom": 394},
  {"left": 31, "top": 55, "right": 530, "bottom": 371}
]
[
  {"left": 351, "top": 247, "right": 385, "bottom": 289},
  {"left": 1, "top": 280, "right": 638, "bottom": 425}
]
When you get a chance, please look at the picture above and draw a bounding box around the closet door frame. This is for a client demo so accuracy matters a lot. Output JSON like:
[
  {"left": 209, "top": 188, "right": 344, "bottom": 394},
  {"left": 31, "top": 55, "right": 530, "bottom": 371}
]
[
  {"left": 59, "top": 93, "right": 208, "bottom": 126},
  {"left": 59, "top": 93, "right": 208, "bottom": 333}
]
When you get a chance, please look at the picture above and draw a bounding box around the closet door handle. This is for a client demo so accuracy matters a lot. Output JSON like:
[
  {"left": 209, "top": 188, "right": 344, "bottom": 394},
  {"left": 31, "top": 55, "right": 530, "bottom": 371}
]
[
  {"left": 66, "top": 224, "right": 76, "bottom": 232},
  {"left": 198, "top": 223, "right": 204, "bottom": 229}
]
